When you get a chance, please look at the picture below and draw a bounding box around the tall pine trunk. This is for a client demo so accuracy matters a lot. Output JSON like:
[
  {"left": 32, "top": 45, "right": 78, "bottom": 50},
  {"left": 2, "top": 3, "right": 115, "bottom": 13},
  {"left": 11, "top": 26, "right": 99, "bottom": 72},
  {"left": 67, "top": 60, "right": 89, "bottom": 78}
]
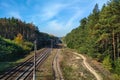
[{"left": 112, "top": 29, "right": 116, "bottom": 61}]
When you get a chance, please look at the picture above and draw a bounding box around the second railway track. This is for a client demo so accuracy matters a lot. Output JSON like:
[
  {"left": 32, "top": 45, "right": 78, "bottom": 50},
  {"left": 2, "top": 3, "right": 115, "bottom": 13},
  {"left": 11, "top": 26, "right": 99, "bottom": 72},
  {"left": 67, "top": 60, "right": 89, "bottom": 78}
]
[{"left": 0, "top": 48, "right": 51, "bottom": 80}]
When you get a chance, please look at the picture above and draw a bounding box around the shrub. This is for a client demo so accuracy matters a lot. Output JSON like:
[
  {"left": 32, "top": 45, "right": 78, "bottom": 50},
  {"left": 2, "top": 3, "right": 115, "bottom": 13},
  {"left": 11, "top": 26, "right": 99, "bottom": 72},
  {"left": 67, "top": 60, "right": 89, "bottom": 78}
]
[
  {"left": 0, "top": 37, "right": 25, "bottom": 61},
  {"left": 102, "top": 55, "right": 112, "bottom": 71},
  {"left": 22, "top": 41, "right": 33, "bottom": 54},
  {"left": 112, "top": 74, "right": 120, "bottom": 80},
  {"left": 114, "top": 58, "right": 120, "bottom": 75}
]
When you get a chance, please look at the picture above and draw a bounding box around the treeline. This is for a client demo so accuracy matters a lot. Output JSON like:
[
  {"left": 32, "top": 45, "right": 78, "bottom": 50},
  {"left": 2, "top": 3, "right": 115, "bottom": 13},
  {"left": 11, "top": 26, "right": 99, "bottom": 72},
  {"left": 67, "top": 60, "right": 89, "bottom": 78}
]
[
  {"left": 64, "top": 0, "right": 120, "bottom": 78},
  {"left": 0, "top": 17, "right": 56, "bottom": 61},
  {"left": 0, "top": 17, "right": 36, "bottom": 41},
  {"left": 0, "top": 17, "right": 55, "bottom": 48}
]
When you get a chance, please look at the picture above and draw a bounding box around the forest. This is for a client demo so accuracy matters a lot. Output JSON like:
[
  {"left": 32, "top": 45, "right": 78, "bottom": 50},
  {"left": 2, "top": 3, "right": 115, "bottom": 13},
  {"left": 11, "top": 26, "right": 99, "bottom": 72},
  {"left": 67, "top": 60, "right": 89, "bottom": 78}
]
[
  {"left": 0, "top": 17, "right": 55, "bottom": 61},
  {"left": 64, "top": 0, "right": 120, "bottom": 78}
]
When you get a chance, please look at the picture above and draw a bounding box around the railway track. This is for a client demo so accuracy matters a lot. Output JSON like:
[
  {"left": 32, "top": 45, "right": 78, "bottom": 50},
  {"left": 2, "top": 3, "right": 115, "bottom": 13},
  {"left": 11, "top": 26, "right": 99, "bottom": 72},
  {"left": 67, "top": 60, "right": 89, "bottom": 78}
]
[
  {"left": 53, "top": 49, "right": 64, "bottom": 80},
  {"left": 0, "top": 48, "right": 51, "bottom": 80}
]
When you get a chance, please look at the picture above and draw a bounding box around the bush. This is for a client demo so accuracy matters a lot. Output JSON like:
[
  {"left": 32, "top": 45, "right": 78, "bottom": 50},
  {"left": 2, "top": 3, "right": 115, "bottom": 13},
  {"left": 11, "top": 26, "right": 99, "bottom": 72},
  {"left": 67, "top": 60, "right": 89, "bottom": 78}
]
[
  {"left": 14, "top": 33, "right": 34, "bottom": 54},
  {"left": 114, "top": 58, "right": 120, "bottom": 75},
  {"left": 112, "top": 74, "right": 120, "bottom": 80},
  {"left": 102, "top": 55, "right": 112, "bottom": 71},
  {"left": 0, "top": 37, "right": 26, "bottom": 61},
  {"left": 22, "top": 41, "right": 33, "bottom": 53}
]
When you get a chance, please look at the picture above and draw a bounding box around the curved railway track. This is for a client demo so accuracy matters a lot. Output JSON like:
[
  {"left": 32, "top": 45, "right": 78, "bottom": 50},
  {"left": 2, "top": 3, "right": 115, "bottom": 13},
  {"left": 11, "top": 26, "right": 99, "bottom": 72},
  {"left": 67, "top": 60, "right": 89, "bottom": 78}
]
[
  {"left": 53, "top": 49, "right": 64, "bottom": 80},
  {"left": 0, "top": 48, "right": 51, "bottom": 80}
]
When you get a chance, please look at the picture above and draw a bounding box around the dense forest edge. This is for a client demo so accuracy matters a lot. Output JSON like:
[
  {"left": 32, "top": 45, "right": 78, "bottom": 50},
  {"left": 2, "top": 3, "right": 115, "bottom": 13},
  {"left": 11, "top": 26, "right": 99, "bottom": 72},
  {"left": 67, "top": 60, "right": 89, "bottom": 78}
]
[
  {"left": 63, "top": 0, "right": 120, "bottom": 79},
  {"left": 0, "top": 17, "right": 58, "bottom": 62}
]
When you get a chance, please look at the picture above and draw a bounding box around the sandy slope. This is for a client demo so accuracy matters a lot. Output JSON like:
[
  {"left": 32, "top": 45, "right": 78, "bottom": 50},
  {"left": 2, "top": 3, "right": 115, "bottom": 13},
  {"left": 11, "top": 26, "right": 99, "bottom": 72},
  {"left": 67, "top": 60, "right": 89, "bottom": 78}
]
[{"left": 73, "top": 52, "right": 103, "bottom": 80}]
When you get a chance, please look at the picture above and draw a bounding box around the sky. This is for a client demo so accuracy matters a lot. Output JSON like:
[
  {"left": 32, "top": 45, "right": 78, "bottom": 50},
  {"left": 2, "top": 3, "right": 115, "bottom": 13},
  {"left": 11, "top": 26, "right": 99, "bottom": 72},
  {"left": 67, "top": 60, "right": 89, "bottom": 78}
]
[{"left": 0, "top": 0, "right": 108, "bottom": 37}]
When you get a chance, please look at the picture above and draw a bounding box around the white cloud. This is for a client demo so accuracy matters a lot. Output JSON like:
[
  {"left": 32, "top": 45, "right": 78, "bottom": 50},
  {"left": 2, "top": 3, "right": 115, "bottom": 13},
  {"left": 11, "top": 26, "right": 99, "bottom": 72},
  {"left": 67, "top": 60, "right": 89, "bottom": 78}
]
[
  {"left": 65, "top": 11, "right": 82, "bottom": 29},
  {"left": 47, "top": 20, "right": 63, "bottom": 31},
  {"left": 26, "top": 0, "right": 108, "bottom": 37},
  {"left": 26, "top": 2, "right": 68, "bottom": 25},
  {"left": 28, "top": 1, "right": 84, "bottom": 23},
  {"left": 41, "top": 10, "right": 83, "bottom": 37},
  {"left": 40, "top": 20, "right": 65, "bottom": 37},
  {"left": 40, "top": 3, "right": 67, "bottom": 21},
  {"left": 28, "top": 0, "right": 109, "bottom": 37},
  {"left": 34, "top": 1, "right": 86, "bottom": 36}
]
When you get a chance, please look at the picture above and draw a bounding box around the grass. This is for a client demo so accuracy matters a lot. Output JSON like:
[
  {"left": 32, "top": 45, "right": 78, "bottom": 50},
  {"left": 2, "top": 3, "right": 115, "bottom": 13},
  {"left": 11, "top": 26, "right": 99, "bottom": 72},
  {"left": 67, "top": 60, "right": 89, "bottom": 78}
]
[
  {"left": 62, "top": 48, "right": 119, "bottom": 80},
  {"left": 36, "top": 48, "right": 57, "bottom": 80},
  {"left": 61, "top": 48, "right": 97, "bottom": 80},
  {"left": 61, "top": 62, "right": 75, "bottom": 80}
]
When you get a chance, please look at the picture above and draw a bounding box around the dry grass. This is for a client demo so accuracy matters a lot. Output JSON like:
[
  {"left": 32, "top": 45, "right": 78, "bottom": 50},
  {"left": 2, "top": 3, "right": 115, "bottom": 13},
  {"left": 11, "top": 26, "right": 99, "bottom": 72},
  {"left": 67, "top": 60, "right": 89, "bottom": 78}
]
[
  {"left": 36, "top": 48, "right": 57, "bottom": 80},
  {"left": 86, "top": 55, "right": 113, "bottom": 80},
  {"left": 61, "top": 48, "right": 96, "bottom": 80},
  {"left": 61, "top": 48, "right": 114, "bottom": 80}
]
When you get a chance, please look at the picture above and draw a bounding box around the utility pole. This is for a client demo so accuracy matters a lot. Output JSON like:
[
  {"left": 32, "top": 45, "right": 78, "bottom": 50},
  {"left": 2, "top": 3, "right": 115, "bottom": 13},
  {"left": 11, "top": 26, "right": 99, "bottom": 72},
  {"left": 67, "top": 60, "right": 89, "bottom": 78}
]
[{"left": 33, "top": 40, "right": 37, "bottom": 80}]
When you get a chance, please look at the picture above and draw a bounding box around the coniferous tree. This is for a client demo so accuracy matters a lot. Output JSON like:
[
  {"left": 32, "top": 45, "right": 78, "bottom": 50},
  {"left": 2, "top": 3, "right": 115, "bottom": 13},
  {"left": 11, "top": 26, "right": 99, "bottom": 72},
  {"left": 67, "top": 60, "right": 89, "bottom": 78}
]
[{"left": 64, "top": 0, "right": 120, "bottom": 76}]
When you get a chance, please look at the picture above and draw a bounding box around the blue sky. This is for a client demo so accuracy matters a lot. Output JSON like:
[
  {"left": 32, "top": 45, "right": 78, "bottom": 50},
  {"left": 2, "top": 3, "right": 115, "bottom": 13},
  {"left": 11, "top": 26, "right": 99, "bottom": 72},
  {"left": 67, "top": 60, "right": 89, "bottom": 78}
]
[{"left": 0, "top": 0, "right": 108, "bottom": 37}]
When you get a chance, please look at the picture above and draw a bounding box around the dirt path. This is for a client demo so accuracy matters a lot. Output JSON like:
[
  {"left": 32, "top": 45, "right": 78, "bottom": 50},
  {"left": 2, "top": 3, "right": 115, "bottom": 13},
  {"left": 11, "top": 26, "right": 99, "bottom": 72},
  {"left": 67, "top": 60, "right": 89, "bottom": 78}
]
[
  {"left": 53, "top": 49, "right": 64, "bottom": 80},
  {"left": 73, "top": 52, "right": 103, "bottom": 80}
]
